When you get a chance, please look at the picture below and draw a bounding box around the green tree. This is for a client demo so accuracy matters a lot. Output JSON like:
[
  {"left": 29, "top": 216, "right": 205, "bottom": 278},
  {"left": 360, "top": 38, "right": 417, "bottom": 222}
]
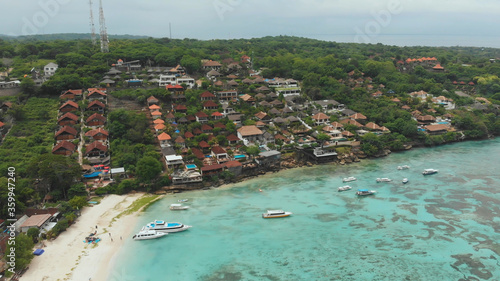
[
  {"left": 68, "top": 196, "right": 87, "bottom": 209},
  {"left": 4, "top": 233, "right": 34, "bottom": 277},
  {"left": 246, "top": 145, "right": 261, "bottom": 159},
  {"left": 27, "top": 154, "right": 81, "bottom": 200},
  {"left": 316, "top": 133, "right": 331, "bottom": 149},
  {"left": 20, "top": 77, "right": 36, "bottom": 96},
  {"left": 27, "top": 227, "right": 40, "bottom": 243},
  {"left": 136, "top": 156, "right": 163, "bottom": 182},
  {"left": 68, "top": 183, "right": 87, "bottom": 199}
]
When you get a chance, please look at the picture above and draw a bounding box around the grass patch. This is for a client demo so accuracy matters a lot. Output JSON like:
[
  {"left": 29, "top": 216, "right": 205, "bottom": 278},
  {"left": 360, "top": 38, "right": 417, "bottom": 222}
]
[
  {"left": 0, "top": 97, "right": 60, "bottom": 176},
  {"left": 335, "top": 146, "right": 352, "bottom": 154},
  {"left": 109, "top": 194, "right": 161, "bottom": 226}
]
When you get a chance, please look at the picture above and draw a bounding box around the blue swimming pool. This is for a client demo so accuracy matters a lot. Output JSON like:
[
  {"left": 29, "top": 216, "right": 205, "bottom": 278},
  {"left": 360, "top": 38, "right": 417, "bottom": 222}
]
[
  {"left": 83, "top": 171, "right": 102, "bottom": 178},
  {"left": 437, "top": 122, "right": 449, "bottom": 125},
  {"left": 234, "top": 154, "right": 246, "bottom": 159},
  {"left": 186, "top": 164, "right": 197, "bottom": 169}
]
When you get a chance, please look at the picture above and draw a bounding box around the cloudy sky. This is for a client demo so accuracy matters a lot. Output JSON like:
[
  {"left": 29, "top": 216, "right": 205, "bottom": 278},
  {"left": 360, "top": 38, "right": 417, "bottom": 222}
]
[{"left": 2, "top": 0, "right": 500, "bottom": 47}]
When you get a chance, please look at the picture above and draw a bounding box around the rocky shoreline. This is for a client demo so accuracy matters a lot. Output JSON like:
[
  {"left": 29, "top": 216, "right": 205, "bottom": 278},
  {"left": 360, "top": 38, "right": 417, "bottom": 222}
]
[{"left": 161, "top": 150, "right": 368, "bottom": 193}]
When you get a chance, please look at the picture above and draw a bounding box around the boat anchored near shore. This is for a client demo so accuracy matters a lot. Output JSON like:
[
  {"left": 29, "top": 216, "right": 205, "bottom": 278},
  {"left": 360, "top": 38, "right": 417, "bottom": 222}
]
[
  {"left": 376, "top": 178, "right": 392, "bottom": 182},
  {"left": 132, "top": 229, "right": 168, "bottom": 240},
  {"left": 338, "top": 185, "right": 352, "bottom": 192},
  {"left": 170, "top": 204, "right": 190, "bottom": 210},
  {"left": 422, "top": 169, "right": 438, "bottom": 175},
  {"left": 356, "top": 189, "right": 376, "bottom": 196},
  {"left": 262, "top": 210, "right": 292, "bottom": 218},
  {"left": 397, "top": 165, "right": 410, "bottom": 170},
  {"left": 342, "top": 176, "right": 357, "bottom": 182},
  {"left": 144, "top": 220, "right": 192, "bottom": 233}
]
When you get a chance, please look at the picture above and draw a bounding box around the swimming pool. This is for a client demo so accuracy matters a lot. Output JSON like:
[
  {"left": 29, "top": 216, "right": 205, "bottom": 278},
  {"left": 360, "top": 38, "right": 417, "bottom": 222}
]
[
  {"left": 186, "top": 164, "right": 197, "bottom": 169},
  {"left": 234, "top": 154, "right": 246, "bottom": 159}
]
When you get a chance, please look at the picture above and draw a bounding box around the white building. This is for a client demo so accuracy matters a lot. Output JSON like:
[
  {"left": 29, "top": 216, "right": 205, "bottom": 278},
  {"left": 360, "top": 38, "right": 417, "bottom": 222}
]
[
  {"left": 165, "top": 155, "right": 184, "bottom": 168},
  {"left": 44, "top": 62, "right": 58, "bottom": 77},
  {"left": 158, "top": 75, "right": 195, "bottom": 88}
]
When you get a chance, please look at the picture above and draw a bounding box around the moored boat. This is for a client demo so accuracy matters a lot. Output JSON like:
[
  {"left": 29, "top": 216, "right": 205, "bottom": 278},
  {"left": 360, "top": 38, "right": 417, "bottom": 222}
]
[
  {"left": 262, "top": 210, "right": 292, "bottom": 218},
  {"left": 338, "top": 185, "right": 352, "bottom": 192},
  {"left": 178, "top": 199, "right": 189, "bottom": 203},
  {"left": 376, "top": 178, "right": 392, "bottom": 182},
  {"left": 170, "top": 204, "right": 190, "bottom": 210},
  {"left": 342, "top": 176, "right": 357, "bottom": 182},
  {"left": 356, "top": 189, "right": 376, "bottom": 196},
  {"left": 144, "top": 220, "right": 192, "bottom": 233},
  {"left": 397, "top": 165, "right": 410, "bottom": 170},
  {"left": 132, "top": 229, "right": 168, "bottom": 240},
  {"left": 422, "top": 169, "right": 438, "bottom": 175},
  {"left": 402, "top": 178, "right": 409, "bottom": 184}
]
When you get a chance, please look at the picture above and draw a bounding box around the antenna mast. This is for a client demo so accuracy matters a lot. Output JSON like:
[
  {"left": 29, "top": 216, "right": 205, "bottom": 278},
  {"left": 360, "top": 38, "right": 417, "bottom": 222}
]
[
  {"left": 89, "top": 0, "right": 97, "bottom": 45},
  {"left": 99, "top": 0, "right": 109, "bottom": 53}
]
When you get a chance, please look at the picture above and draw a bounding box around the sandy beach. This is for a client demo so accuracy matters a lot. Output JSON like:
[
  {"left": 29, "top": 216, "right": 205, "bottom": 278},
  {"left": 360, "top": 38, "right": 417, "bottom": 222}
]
[{"left": 20, "top": 193, "right": 147, "bottom": 281}]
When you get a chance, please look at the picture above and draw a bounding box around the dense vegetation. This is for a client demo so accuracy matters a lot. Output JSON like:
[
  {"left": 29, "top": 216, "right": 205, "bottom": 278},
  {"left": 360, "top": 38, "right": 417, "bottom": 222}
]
[{"left": 1, "top": 35, "right": 500, "bottom": 223}]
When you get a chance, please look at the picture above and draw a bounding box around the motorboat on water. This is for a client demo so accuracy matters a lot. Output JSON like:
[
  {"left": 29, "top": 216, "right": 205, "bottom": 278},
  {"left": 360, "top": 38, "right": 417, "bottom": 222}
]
[
  {"left": 397, "top": 165, "right": 410, "bottom": 170},
  {"left": 376, "top": 178, "right": 392, "bottom": 182},
  {"left": 422, "top": 169, "right": 438, "bottom": 175},
  {"left": 342, "top": 177, "right": 357, "bottom": 182},
  {"left": 262, "top": 210, "right": 292, "bottom": 218},
  {"left": 144, "top": 220, "right": 192, "bottom": 233},
  {"left": 356, "top": 189, "right": 376, "bottom": 196},
  {"left": 338, "top": 185, "right": 352, "bottom": 192},
  {"left": 178, "top": 199, "right": 189, "bottom": 203},
  {"left": 132, "top": 229, "right": 168, "bottom": 240},
  {"left": 402, "top": 178, "right": 409, "bottom": 184},
  {"left": 170, "top": 204, "right": 190, "bottom": 210}
]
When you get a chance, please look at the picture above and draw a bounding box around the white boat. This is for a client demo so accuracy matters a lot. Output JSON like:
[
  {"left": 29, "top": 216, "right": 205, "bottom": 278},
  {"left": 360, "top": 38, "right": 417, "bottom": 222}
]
[
  {"left": 338, "top": 185, "right": 352, "bottom": 192},
  {"left": 170, "top": 204, "right": 190, "bottom": 210},
  {"left": 356, "top": 189, "right": 376, "bottom": 196},
  {"left": 178, "top": 199, "right": 188, "bottom": 203},
  {"left": 422, "top": 169, "right": 438, "bottom": 175},
  {"left": 144, "top": 220, "right": 192, "bottom": 233},
  {"left": 132, "top": 229, "right": 168, "bottom": 240},
  {"left": 376, "top": 178, "right": 392, "bottom": 182},
  {"left": 342, "top": 177, "right": 357, "bottom": 182},
  {"left": 402, "top": 178, "right": 409, "bottom": 184},
  {"left": 262, "top": 210, "right": 292, "bottom": 218},
  {"left": 397, "top": 165, "right": 410, "bottom": 170}
]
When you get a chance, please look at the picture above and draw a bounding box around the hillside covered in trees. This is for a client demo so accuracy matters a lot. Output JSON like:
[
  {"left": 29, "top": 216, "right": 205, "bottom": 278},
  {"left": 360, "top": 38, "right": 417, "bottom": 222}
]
[{"left": 1, "top": 35, "right": 500, "bottom": 221}]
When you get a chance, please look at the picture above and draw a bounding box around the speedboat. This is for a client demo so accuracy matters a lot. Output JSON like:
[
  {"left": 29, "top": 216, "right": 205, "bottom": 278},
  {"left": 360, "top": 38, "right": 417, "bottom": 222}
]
[
  {"left": 178, "top": 199, "right": 188, "bottom": 203},
  {"left": 376, "top": 178, "right": 392, "bottom": 182},
  {"left": 397, "top": 165, "right": 410, "bottom": 170},
  {"left": 170, "top": 204, "right": 190, "bottom": 210},
  {"left": 338, "top": 185, "right": 352, "bottom": 192},
  {"left": 262, "top": 210, "right": 292, "bottom": 218},
  {"left": 422, "top": 169, "right": 438, "bottom": 175},
  {"left": 402, "top": 178, "right": 409, "bottom": 184},
  {"left": 132, "top": 229, "right": 168, "bottom": 240},
  {"left": 342, "top": 176, "right": 357, "bottom": 182},
  {"left": 144, "top": 220, "right": 192, "bottom": 233},
  {"left": 356, "top": 189, "right": 376, "bottom": 196}
]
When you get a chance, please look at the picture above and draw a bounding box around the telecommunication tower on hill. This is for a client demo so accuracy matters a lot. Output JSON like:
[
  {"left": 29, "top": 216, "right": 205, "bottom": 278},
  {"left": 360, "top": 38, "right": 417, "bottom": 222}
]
[
  {"left": 88, "top": 0, "right": 97, "bottom": 46},
  {"left": 98, "top": 0, "right": 109, "bottom": 53}
]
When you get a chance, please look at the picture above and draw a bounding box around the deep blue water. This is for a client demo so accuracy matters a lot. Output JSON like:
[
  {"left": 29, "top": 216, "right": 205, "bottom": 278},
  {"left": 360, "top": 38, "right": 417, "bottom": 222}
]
[{"left": 110, "top": 139, "right": 500, "bottom": 281}]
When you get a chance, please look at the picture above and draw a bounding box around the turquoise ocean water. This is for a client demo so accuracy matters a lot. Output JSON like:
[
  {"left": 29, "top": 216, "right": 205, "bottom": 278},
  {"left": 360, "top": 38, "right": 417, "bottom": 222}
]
[{"left": 110, "top": 139, "right": 500, "bottom": 281}]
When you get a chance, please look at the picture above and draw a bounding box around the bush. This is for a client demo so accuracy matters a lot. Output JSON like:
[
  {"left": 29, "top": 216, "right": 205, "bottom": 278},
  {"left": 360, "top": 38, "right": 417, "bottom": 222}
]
[
  {"left": 52, "top": 218, "right": 69, "bottom": 236},
  {"left": 27, "top": 227, "right": 40, "bottom": 243}
]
